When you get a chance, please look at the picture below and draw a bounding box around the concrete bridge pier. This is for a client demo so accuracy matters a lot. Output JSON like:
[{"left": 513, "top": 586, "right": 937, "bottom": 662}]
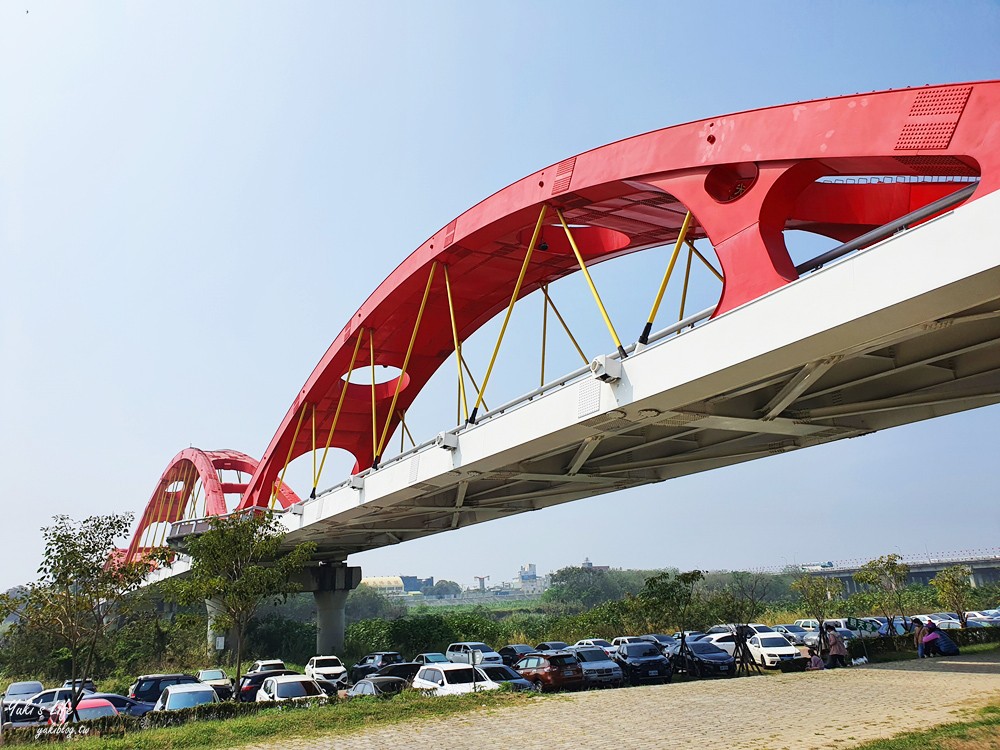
[
  {"left": 205, "top": 596, "right": 227, "bottom": 657},
  {"left": 299, "top": 564, "right": 362, "bottom": 655}
]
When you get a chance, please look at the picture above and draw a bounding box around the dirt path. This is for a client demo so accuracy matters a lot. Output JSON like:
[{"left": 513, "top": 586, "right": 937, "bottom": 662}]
[{"left": 246, "top": 651, "right": 1000, "bottom": 750}]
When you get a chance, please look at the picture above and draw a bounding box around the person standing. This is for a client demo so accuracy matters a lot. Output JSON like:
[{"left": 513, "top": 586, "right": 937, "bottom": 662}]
[
  {"left": 824, "top": 623, "right": 848, "bottom": 669},
  {"left": 912, "top": 618, "right": 926, "bottom": 658}
]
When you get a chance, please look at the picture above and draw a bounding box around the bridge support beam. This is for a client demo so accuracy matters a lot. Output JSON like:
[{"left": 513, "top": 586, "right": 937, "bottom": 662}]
[{"left": 293, "top": 564, "right": 362, "bottom": 654}]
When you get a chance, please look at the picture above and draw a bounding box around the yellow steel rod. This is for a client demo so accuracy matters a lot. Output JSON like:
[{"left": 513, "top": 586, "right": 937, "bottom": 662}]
[
  {"left": 375, "top": 262, "right": 437, "bottom": 464},
  {"left": 397, "top": 410, "right": 416, "bottom": 449},
  {"left": 686, "top": 239, "right": 723, "bottom": 281},
  {"left": 369, "top": 329, "right": 377, "bottom": 464},
  {"left": 540, "top": 285, "right": 548, "bottom": 387},
  {"left": 311, "top": 405, "right": 317, "bottom": 489},
  {"left": 314, "top": 330, "right": 364, "bottom": 495},
  {"left": 640, "top": 210, "right": 692, "bottom": 344},
  {"left": 461, "top": 354, "right": 488, "bottom": 412},
  {"left": 158, "top": 463, "right": 190, "bottom": 547},
  {"left": 556, "top": 208, "right": 627, "bottom": 359},
  {"left": 271, "top": 402, "right": 307, "bottom": 509},
  {"left": 679, "top": 243, "right": 694, "bottom": 321},
  {"left": 540, "top": 286, "right": 588, "bottom": 365},
  {"left": 444, "top": 266, "right": 468, "bottom": 423},
  {"left": 470, "top": 204, "right": 548, "bottom": 423}
]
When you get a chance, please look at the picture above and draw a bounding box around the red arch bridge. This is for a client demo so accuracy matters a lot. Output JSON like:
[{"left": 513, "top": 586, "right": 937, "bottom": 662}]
[{"left": 124, "top": 81, "right": 1000, "bottom": 653}]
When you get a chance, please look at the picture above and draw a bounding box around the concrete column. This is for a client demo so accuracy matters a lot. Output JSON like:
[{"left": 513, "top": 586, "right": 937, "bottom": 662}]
[
  {"left": 206, "top": 596, "right": 226, "bottom": 657},
  {"left": 315, "top": 589, "right": 350, "bottom": 654}
]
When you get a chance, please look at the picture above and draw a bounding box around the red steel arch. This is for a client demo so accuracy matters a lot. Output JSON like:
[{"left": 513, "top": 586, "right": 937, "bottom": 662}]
[
  {"left": 232, "top": 81, "right": 1000, "bottom": 511},
  {"left": 121, "top": 81, "right": 1000, "bottom": 555},
  {"left": 125, "top": 448, "right": 299, "bottom": 561}
]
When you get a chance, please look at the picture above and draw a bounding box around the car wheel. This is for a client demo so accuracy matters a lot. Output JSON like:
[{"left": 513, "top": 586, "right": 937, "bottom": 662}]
[
  {"left": 532, "top": 680, "right": 544, "bottom": 693},
  {"left": 691, "top": 663, "right": 701, "bottom": 678},
  {"left": 759, "top": 655, "right": 767, "bottom": 667}
]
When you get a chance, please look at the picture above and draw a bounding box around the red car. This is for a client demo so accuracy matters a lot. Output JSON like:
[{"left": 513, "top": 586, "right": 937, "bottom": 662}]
[
  {"left": 513, "top": 651, "right": 585, "bottom": 692},
  {"left": 49, "top": 697, "right": 119, "bottom": 724}
]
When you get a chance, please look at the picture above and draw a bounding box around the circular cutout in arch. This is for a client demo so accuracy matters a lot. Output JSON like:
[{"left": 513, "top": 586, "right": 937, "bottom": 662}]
[
  {"left": 705, "top": 162, "right": 760, "bottom": 203},
  {"left": 342, "top": 365, "right": 411, "bottom": 401}
]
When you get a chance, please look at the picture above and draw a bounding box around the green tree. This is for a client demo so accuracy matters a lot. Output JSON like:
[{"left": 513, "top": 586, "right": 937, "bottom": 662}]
[
  {"left": 852, "top": 554, "right": 910, "bottom": 634},
  {"left": 791, "top": 575, "right": 843, "bottom": 650},
  {"left": 346, "top": 584, "right": 406, "bottom": 624},
  {"left": 0, "top": 514, "right": 150, "bottom": 718},
  {"left": 543, "top": 566, "right": 651, "bottom": 612},
  {"left": 638, "top": 570, "right": 705, "bottom": 635},
  {"left": 423, "top": 580, "right": 462, "bottom": 597},
  {"left": 160, "top": 510, "right": 315, "bottom": 685},
  {"left": 930, "top": 566, "right": 973, "bottom": 627}
]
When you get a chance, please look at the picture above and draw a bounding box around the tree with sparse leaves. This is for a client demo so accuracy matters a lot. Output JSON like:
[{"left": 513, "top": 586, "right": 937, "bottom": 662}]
[
  {"left": 159, "top": 510, "right": 315, "bottom": 686},
  {"left": 930, "top": 565, "right": 973, "bottom": 627},
  {"left": 0, "top": 514, "right": 151, "bottom": 720},
  {"left": 791, "top": 575, "right": 843, "bottom": 651},
  {"left": 852, "top": 554, "right": 910, "bottom": 635}
]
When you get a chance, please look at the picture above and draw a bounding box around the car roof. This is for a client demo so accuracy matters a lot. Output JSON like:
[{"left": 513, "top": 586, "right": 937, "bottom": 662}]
[
  {"left": 76, "top": 698, "right": 114, "bottom": 708},
  {"left": 428, "top": 662, "right": 487, "bottom": 671},
  {"left": 266, "top": 675, "right": 316, "bottom": 684},
  {"left": 311, "top": 655, "right": 341, "bottom": 660},
  {"left": 136, "top": 673, "right": 196, "bottom": 680},
  {"left": 164, "top": 683, "right": 216, "bottom": 694},
  {"left": 363, "top": 676, "right": 407, "bottom": 684}
]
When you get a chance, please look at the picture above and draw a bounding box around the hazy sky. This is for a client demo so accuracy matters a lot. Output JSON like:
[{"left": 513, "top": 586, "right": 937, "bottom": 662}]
[{"left": 2, "top": 2, "right": 999, "bottom": 592}]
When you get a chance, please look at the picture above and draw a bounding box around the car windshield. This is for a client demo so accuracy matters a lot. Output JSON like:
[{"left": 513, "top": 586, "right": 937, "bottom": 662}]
[
  {"left": 690, "top": 642, "right": 724, "bottom": 655},
  {"left": 77, "top": 705, "right": 116, "bottom": 721},
  {"left": 166, "top": 690, "right": 215, "bottom": 709},
  {"left": 782, "top": 625, "right": 806, "bottom": 632},
  {"left": 590, "top": 639, "right": 613, "bottom": 647},
  {"left": 6, "top": 683, "right": 43, "bottom": 698},
  {"left": 275, "top": 680, "right": 321, "bottom": 699},
  {"left": 314, "top": 659, "right": 342, "bottom": 668},
  {"left": 466, "top": 644, "right": 490, "bottom": 652},
  {"left": 547, "top": 654, "right": 578, "bottom": 666},
  {"left": 421, "top": 654, "right": 448, "bottom": 663},
  {"left": 575, "top": 649, "right": 607, "bottom": 662},
  {"left": 200, "top": 670, "right": 226, "bottom": 680},
  {"left": 760, "top": 637, "right": 791, "bottom": 648},
  {"left": 625, "top": 644, "right": 660, "bottom": 658},
  {"left": 481, "top": 666, "right": 520, "bottom": 681},
  {"left": 444, "top": 668, "right": 480, "bottom": 684}
]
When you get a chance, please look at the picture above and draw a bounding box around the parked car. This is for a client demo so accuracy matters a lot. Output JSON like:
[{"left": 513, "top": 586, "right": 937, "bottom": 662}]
[
  {"left": 152, "top": 683, "right": 219, "bottom": 711},
  {"left": 446, "top": 642, "right": 503, "bottom": 665},
  {"left": 747, "top": 634, "right": 802, "bottom": 668},
  {"left": 673, "top": 640, "right": 736, "bottom": 678},
  {"left": 534, "top": 641, "right": 569, "bottom": 651},
  {"left": 572, "top": 638, "right": 616, "bottom": 657},
  {"left": 477, "top": 664, "right": 533, "bottom": 691},
  {"left": 639, "top": 634, "right": 678, "bottom": 654},
  {"left": 0, "top": 700, "right": 50, "bottom": 728},
  {"left": 345, "top": 676, "right": 407, "bottom": 699},
  {"left": 61, "top": 679, "right": 98, "bottom": 694},
  {"left": 247, "top": 660, "right": 287, "bottom": 674},
  {"left": 774, "top": 624, "right": 809, "bottom": 645},
  {"left": 3, "top": 681, "right": 44, "bottom": 706},
  {"left": 567, "top": 646, "right": 624, "bottom": 688},
  {"left": 700, "top": 632, "right": 738, "bottom": 656},
  {"left": 196, "top": 669, "right": 234, "bottom": 700},
  {"left": 803, "top": 628, "right": 856, "bottom": 650},
  {"left": 48, "top": 697, "right": 118, "bottom": 724},
  {"left": 793, "top": 619, "right": 819, "bottom": 631},
  {"left": 256, "top": 675, "right": 324, "bottom": 702},
  {"left": 84, "top": 693, "right": 151, "bottom": 717},
  {"left": 236, "top": 670, "right": 299, "bottom": 703},
  {"left": 411, "top": 652, "right": 449, "bottom": 665},
  {"left": 128, "top": 674, "right": 201, "bottom": 707},
  {"left": 671, "top": 631, "right": 706, "bottom": 642},
  {"left": 412, "top": 663, "right": 501, "bottom": 696},
  {"left": 498, "top": 644, "right": 535, "bottom": 667},
  {"left": 513, "top": 651, "right": 585, "bottom": 693},
  {"left": 304, "top": 656, "right": 349, "bottom": 688},
  {"left": 374, "top": 662, "right": 422, "bottom": 685},
  {"left": 612, "top": 642, "right": 672, "bottom": 685},
  {"left": 706, "top": 623, "right": 776, "bottom": 635},
  {"left": 28, "top": 688, "right": 92, "bottom": 710},
  {"left": 314, "top": 679, "right": 338, "bottom": 697},
  {"left": 611, "top": 636, "right": 645, "bottom": 647},
  {"left": 350, "top": 652, "right": 404, "bottom": 683}
]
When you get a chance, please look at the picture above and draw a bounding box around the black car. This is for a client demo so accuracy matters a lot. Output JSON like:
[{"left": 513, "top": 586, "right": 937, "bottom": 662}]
[
  {"left": 350, "top": 652, "right": 404, "bottom": 684},
  {"left": 128, "top": 674, "right": 201, "bottom": 707},
  {"left": 314, "top": 679, "right": 339, "bottom": 697},
  {"left": 534, "top": 641, "right": 569, "bottom": 651},
  {"left": 374, "top": 662, "right": 422, "bottom": 685},
  {"left": 86, "top": 693, "right": 152, "bottom": 717},
  {"left": 639, "top": 634, "right": 678, "bottom": 654},
  {"left": 235, "top": 669, "right": 299, "bottom": 703},
  {"left": 498, "top": 644, "right": 535, "bottom": 667},
  {"left": 345, "top": 676, "right": 407, "bottom": 699},
  {"left": 674, "top": 640, "right": 736, "bottom": 678},
  {"left": 613, "top": 642, "right": 672, "bottom": 685}
]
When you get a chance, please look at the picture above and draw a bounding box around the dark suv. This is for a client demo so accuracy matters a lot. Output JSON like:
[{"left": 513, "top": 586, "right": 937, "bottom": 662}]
[
  {"left": 613, "top": 642, "right": 672, "bottom": 685},
  {"left": 350, "top": 652, "right": 404, "bottom": 684},
  {"left": 513, "top": 651, "right": 585, "bottom": 692},
  {"left": 128, "top": 674, "right": 201, "bottom": 706}
]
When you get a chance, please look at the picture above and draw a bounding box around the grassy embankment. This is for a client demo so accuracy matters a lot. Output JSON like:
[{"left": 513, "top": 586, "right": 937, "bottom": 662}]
[{"left": 852, "top": 702, "right": 1000, "bottom": 749}]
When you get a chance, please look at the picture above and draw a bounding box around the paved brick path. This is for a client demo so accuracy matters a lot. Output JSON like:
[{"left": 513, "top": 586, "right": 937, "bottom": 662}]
[{"left": 246, "top": 652, "right": 1000, "bottom": 750}]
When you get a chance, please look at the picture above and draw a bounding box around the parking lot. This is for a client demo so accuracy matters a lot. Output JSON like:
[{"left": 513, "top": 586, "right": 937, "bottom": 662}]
[{"left": 246, "top": 650, "right": 1000, "bottom": 750}]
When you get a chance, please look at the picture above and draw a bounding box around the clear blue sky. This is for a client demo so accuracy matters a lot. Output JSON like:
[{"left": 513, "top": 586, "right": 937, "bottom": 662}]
[{"left": 2, "top": 2, "right": 998, "bottom": 592}]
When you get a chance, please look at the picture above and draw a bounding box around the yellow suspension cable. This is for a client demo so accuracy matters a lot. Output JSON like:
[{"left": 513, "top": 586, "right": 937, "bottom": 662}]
[
  {"left": 461, "top": 354, "right": 488, "bottom": 412},
  {"left": 640, "top": 210, "right": 693, "bottom": 344},
  {"left": 158, "top": 463, "right": 191, "bottom": 547},
  {"left": 271, "top": 403, "right": 307, "bottom": 509},
  {"left": 369, "top": 329, "right": 377, "bottom": 465},
  {"left": 375, "top": 262, "right": 437, "bottom": 466},
  {"left": 311, "top": 405, "right": 317, "bottom": 490},
  {"left": 314, "top": 330, "right": 364, "bottom": 496},
  {"left": 470, "top": 204, "right": 548, "bottom": 423},
  {"left": 540, "top": 286, "right": 589, "bottom": 365},
  {"left": 397, "top": 410, "right": 416, "bottom": 449},
  {"left": 186, "top": 478, "right": 203, "bottom": 521},
  {"left": 679, "top": 243, "right": 694, "bottom": 321},
  {"left": 444, "top": 266, "right": 468, "bottom": 424},
  {"left": 556, "top": 208, "right": 627, "bottom": 359},
  {"left": 540, "top": 285, "right": 548, "bottom": 387},
  {"left": 686, "top": 239, "right": 723, "bottom": 281}
]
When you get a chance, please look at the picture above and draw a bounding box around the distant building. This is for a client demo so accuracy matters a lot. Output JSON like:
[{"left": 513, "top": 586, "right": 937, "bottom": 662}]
[
  {"left": 360, "top": 576, "right": 405, "bottom": 596},
  {"left": 399, "top": 575, "right": 433, "bottom": 593},
  {"left": 581, "top": 557, "right": 609, "bottom": 572}
]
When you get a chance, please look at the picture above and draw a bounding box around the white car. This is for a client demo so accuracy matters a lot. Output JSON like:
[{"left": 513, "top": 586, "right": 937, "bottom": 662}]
[
  {"left": 152, "top": 683, "right": 220, "bottom": 711},
  {"left": 27, "top": 688, "right": 93, "bottom": 710},
  {"left": 700, "top": 632, "right": 737, "bottom": 656},
  {"left": 247, "top": 659, "right": 287, "bottom": 674},
  {"left": 305, "top": 656, "right": 349, "bottom": 687},
  {"left": 746, "top": 634, "right": 802, "bottom": 668},
  {"left": 793, "top": 619, "right": 819, "bottom": 631},
  {"left": 256, "top": 675, "right": 325, "bottom": 702},
  {"left": 611, "top": 636, "right": 645, "bottom": 647},
  {"left": 573, "top": 638, "right": 616, "bottom": 657},
  {"left": 445, "top": 642, "right": 503, "bottom": 665},
  {"left": 411, "top": 663, "right": 501, "bottom": 696}
]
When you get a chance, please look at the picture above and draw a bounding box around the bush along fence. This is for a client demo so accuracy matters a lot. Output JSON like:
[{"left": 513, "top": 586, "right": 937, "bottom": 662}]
[
  {"left": 0, "top": 695, "right": 338, "bottom": 745},
  {"left": 847, "top": 626, "right": 1000, "bottom": 660}
]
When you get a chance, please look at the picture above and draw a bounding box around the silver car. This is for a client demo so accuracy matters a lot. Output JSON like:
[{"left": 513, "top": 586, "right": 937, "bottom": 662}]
[{"left": 567, "top": 646, "right": 624, "bottom": 688}]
